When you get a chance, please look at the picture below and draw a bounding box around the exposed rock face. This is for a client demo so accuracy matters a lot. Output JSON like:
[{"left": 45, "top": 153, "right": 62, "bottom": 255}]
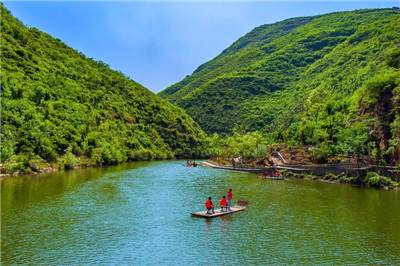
[
  {"left": 270, "top": 156, "right": 283, "bottom": 166},
  {"left": 371, "top": 92, "right": 393, "bottom": 150}
]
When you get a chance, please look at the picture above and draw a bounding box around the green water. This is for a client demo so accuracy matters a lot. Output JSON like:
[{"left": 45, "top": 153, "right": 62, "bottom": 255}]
[{"left": 1, "top": 161, "right": 399, "bottom": 264}]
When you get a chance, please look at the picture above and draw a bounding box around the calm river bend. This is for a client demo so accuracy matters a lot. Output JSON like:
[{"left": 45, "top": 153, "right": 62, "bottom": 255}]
[{"left": 1, "top": 161, "right": 399, "bottom": 264}]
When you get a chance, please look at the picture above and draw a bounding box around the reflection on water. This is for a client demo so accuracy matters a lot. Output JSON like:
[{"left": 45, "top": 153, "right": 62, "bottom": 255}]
[
  {"left": 1, "top": 161, "right": 152, "bottom": 212},
  {"left": 204, "top": 218, "right": 212, "bottom": 233},
  {"left": 1, "top": 160, "right": 399, "bottom": 264},
  {"left": 219, "top": 215, "right": 232, "bottom": 229},
  {"left": 203, "top": 216, "right": 232, "bottom": 239}
]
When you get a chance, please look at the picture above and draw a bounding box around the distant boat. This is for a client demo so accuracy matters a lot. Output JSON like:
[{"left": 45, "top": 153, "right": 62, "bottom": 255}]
[
  {"left": 186, "top": 161, "right": 197, "bottom": 167},
  {"left": 191, "top": 200, "right": 248, "bottom": 218},
  {"left": 258, "top": 171, "right": 284, "bottom": 180},
  {"left": 263, "top": 175, "right": 285, "bottom": 180}
]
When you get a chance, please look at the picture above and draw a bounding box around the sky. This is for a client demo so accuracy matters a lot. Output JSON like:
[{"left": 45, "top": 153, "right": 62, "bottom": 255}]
[{"left": 3, "top": 1, "right": 399, "bottom": 93}]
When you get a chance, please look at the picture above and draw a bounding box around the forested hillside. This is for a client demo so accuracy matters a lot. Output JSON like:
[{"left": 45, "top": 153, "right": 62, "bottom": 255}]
[
  {"left": 160, "top": 8, "right": 400, "bottom": 164},
  {"left": 0, "top": 4, "right": 206, "bottom": 170}
]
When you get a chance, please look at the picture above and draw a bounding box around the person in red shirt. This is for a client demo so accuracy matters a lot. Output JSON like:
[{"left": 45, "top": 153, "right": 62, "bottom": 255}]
[
  {"left": 227, "top": 189, "right": 233, "bottom": 211},
  {"left": 205, "top": 197, "right": 214, "bottom": 214},
  {"left": 220, "top": 196, "right": 228, "bottom": 212}
]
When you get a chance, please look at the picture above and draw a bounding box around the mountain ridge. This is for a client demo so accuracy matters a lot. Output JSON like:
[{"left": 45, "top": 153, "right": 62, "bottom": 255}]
[{"left": 159, "top": 8, "right": 400, "bottom": 135}]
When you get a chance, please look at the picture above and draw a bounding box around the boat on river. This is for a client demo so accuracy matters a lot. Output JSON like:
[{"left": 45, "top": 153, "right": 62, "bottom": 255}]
[
  {"left": 186, "top": 160, "right": 198, "bottom": 167},
  {"left": 265, "top": 176, "right": 285, "bottom": 180},
  {"left": 258, "top": 173, "right": 285, "bottom": 180},
  {"left": 191, "top": 200, "right": 248, "bottom": 218}
]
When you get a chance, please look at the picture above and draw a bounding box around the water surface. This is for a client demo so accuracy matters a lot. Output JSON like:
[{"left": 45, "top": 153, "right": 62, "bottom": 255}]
[{"left": 2, "top": 161, "right": 399, "bottom": 264}]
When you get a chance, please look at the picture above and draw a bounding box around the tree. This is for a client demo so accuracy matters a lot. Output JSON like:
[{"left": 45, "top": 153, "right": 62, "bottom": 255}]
[{"left": 337, "top": 122, "right": 369, "bottom": 177}]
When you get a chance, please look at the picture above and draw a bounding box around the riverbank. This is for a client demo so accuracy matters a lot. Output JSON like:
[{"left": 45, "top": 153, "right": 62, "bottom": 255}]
[
  {"left": 2, "top": 158, "right": 399, "bottom": 191},
  {"left": 203, "top": 160, "right": 400, "bottom": 190},
  {"left": 0, "top": 163, "right": 97, "bottom": 178},
  {"left": 0, "top": 158, "right": 204, "bottom": 178},
  {"left": 1, "top": 155, "right": 119, "bottom": 178}
]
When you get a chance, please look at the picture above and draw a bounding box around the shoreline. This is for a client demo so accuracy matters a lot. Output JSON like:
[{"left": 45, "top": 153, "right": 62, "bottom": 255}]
[
  {"left": 0, "top": 158, "right": 205, "bottom": 178},
  {"left": 202, "top": 161, "right": 400, "bottom": 191},
  {"left": 2, "top": 159, "right": 399, "bottom": 191},
  {"left": 0, "top": 164, "right": 99, "bottom": 178}
]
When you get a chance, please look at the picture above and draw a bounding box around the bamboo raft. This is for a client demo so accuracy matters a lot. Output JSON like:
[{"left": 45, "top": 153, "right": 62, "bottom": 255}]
[
  {"left": 191, "top": 200, "right": 248, "bottom": 218},
  {"left": 264, "top": 176, "right": 285, "bottom": 180},
  {"left": 259, "top": 173, "right": 285, "bottom": 180}
]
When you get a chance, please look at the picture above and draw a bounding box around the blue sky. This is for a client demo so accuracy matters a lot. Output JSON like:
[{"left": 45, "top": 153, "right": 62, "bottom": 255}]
[{"left": 3, "top": 1, "right": 399, "bottom": 93}]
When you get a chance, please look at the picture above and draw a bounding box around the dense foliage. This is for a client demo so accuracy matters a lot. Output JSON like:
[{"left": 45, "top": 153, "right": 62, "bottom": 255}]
[
  {"left": 160, "top": 8, "right": 400, "bottom": 165},
  {"left": 0, "top": 4, "right": 207, "bottom": 170}
]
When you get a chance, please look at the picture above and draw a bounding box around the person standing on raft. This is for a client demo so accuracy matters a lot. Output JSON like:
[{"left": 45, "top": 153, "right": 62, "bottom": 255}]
[
  {"left": 205, "top": 197, "right": 214, "bottom": 214},
  {"left": 220, "top": 196, "right": 228, "bottom": 212},
  {"left": 227, "top": 189, "right": 233, "bottom": 211}
]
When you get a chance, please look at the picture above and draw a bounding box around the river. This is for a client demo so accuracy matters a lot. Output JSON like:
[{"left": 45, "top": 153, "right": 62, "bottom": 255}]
[{"left": 1, "top": 161, "right": 399, "bottom": 264}]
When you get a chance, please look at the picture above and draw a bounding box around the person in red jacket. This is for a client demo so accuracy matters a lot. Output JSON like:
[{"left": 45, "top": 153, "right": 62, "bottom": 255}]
[
  {"left": 227, "top": 189, "right": 233, "bottom": 211},
  {"left": 220, "top": 196, "right": 228, "bottom": 212},
  {"left": 205, "top": 197, "right": 214, "bottom": 214}
]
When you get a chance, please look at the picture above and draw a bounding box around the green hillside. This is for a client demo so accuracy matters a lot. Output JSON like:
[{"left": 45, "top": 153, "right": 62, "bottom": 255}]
[
  {"left": 159, "top": 8, "right": 400, "bottom": 133},
  {"left": 0, "top": 4, "right": 206, "bottom": 170},
  {"left": 159, "top": 8, "right": 400, "bottom": 164}
]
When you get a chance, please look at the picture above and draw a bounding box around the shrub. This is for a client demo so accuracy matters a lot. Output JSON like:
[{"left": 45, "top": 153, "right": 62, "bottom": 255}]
[
  {"left": 91, "top": 148, "right": 104, "bottom": 165},
  {"left": 4, "top": 154, "right": 31, "bottom": 172},
  {"left": 62, "top": 146, "right": 76, "bottom": 169},
  {"left": 130, "top": 148, "right": 155, "bottom": 161},
  {"left": 252, "top": 144, "right": 267, "bottom": 159},
  {"left": 324, "top": 173, "right": 338, "bottom": 180},
  {"left": 311, "top": 143, "right": 336, "bottom": 163},
  {"left": 387, "top": 50, "right": 400, "bottom": 68},
  {"left": 362, "top": 74, "right": 399, "bottom": 109},
  {"left": 5, "top": 162, "right": 24, "bottom": 172},
  {"left": 339, "top": 176, "right": 356, "bottom": 183},
  {"left": 364, "top": 172, "right": 395, "bottom": 187},
  {"left": 365, "top": 172, "right": 382, "bottom": 186}
]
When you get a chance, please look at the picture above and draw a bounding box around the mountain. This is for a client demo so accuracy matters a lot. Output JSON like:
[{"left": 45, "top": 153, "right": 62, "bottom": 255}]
[
  {"left": 159, "top": 8, "right": 400, "bottom": 137},
  {"left": 0, "top": 3, "right": 206, "bottom": 168}
]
